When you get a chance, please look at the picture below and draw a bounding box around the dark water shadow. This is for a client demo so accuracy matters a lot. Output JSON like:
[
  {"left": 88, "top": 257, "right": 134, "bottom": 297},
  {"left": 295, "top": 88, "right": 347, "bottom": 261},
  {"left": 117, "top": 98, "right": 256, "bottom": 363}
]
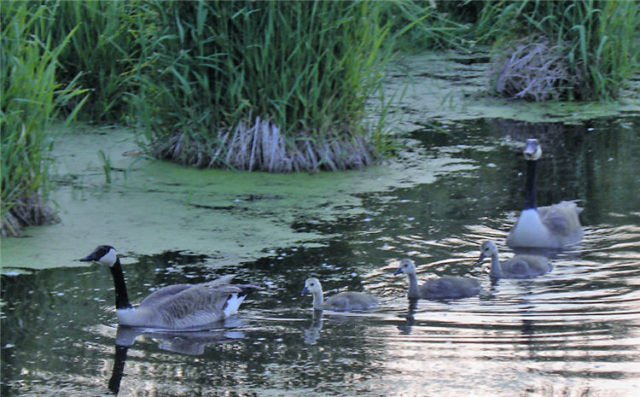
[{"left": 108, "top": 317, "right": 247, "bottom": 394}]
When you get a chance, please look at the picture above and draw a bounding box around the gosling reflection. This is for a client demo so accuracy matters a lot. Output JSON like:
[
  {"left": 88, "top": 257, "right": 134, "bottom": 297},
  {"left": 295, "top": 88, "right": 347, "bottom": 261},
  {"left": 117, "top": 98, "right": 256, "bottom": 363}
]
[
  {"left": 301, "top": 309, "right": 324, "bottom": 345},
  {"left": 397, "top": 298, "right": 419, "bottom": 335},
  {"left": 108, "top": 320, "right": 247, "bottom": 394}
]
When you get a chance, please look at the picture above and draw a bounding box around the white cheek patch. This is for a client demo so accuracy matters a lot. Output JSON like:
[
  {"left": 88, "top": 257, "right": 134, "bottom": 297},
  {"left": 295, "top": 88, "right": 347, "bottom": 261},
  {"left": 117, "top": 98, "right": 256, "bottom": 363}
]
[{"left": 101, "top": 248, "right": 118, "bottom": 267}]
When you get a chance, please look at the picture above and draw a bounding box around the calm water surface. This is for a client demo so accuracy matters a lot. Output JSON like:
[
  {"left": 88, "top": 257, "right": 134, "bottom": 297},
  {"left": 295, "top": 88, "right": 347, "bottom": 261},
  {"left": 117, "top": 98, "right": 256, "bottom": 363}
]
[{"left": 2, "top": 117, "right": 640, "bottom": 396}]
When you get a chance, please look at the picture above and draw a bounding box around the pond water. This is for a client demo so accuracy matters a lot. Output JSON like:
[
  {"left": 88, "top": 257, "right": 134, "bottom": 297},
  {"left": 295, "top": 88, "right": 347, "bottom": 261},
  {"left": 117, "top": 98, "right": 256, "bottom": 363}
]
[{"left": 2, "top": 115, "right": 639, "bottom": 396}]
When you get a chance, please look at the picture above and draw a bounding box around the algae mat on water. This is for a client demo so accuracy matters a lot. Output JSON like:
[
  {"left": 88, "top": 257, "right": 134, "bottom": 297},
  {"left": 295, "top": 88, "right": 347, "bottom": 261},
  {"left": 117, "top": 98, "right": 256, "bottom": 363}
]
[
  {"left": 0, "top": 125, "right": 474, "bottom": 271},
  {"left": 3, "top": 52, "right": 639, "bottom": 271}
]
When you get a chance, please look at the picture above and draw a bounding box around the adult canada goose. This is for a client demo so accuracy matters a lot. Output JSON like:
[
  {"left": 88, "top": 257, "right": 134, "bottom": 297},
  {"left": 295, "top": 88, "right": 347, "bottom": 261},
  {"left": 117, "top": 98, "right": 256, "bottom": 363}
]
[
  {"left": 300, "top": 277, "right": 379, "bottom": 312},
  {"left": 394, "top": 258, "right": 481, "bottom": 300},
  {"left": 476, "top": 241, "right": 552, "bottom": 279},
  {"left": 507, "top": 138, "right": 583, "bottom": 249},
  {"left": 80, "top": 245, "right": 259, "bottom": 330}
]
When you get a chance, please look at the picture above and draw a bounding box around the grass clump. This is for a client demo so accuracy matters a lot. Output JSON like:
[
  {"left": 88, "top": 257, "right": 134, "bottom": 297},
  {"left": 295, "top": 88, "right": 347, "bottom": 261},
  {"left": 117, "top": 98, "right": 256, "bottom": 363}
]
[
  {"left": 131, "top": 0, "right": 394, "bottom": 172},
  {"left": 480, "top": 0, "right": 640, "bottom": 101},
  {"left": 384, "top": 1, "right": 640, "bottom": 101},
  {"left": 492, "top": 36, "right": 572, "bottom": 101},
  {"left": 1, "top": 2, "right": 86, "bottom": 236}
]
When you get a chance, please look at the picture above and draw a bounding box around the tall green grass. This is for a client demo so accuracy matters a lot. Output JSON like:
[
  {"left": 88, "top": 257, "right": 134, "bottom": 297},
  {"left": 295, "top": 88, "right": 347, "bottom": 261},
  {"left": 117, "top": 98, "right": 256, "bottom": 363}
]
[
  {"left": 45, "top": 0, "right": 139, "bottom": 122},
  {"left": 1, "top": 2, "right": 86, "bottom": 236},
  {"left": 379, "top": 0, "right": 482, "bottom": 52},
  {"left": 130, "top": 0, "right": 395, "bottom": 171}
]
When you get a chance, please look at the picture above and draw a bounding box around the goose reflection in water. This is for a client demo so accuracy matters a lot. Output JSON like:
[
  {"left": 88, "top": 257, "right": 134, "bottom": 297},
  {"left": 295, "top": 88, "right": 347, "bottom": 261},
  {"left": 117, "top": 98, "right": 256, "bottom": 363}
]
[
  {"left": 397, "top": 299, "right": 419, "bottom": 335},
  {"left": 108, "top": 319, "right": 246, "bottom": 395},
  {"left": 301, "top": 309, "right": 324, "bottom": 345}
]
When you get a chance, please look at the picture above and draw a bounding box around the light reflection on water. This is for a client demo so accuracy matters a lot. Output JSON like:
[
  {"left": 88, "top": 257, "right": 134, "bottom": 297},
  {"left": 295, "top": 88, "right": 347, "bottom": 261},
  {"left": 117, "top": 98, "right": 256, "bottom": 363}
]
[{"left": 2, "top": 117, "right": 640, "bottom": 396}]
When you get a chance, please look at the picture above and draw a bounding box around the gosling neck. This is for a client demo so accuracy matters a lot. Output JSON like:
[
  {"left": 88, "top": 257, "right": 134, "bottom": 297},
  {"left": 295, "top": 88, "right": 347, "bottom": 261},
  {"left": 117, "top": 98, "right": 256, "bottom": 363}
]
[
  {"left": 524, "top": 160, "right": 538, "bottom": 210},
  {"left": 407, "top": 272, "right": 420, "bottom": 299},
  {"left": 311, "top": 289, "right": 324, "bottom": 310},
  {"left": 489, "top": 250, "right": 503, "bottom": 279},
  {"left": 110, "top": 258, "right": 133, "bottom": 310}
]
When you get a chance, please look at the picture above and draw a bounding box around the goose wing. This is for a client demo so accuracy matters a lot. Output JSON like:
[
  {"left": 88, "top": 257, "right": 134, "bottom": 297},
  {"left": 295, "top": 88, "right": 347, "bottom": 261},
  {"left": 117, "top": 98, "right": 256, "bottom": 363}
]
[
  {"left": 422, "top": 277, "right": 480, "bottom": 299},
  {"left": 538, "top": 201, "right": 582, "bottom": 237},
  {"left": 324, "top": 292, "right": 378, "bottom": 311},
  {"left": 138, "top": 274, "right": 236, "bottom": 308},
  {"left": 139, "top": 284, "right": 193, "bottom": 307},
  {"left": 153, "top": 284, "right": 248, "bottom": 329},
  {"left": 503, "top": 255, "right": 552, "bottom": 278},
  {"left": 324, "top": 294, "right": 352, "bottom": 311},
  {"left": 502, "top": 258, "right": 529, "bottom": 278}
]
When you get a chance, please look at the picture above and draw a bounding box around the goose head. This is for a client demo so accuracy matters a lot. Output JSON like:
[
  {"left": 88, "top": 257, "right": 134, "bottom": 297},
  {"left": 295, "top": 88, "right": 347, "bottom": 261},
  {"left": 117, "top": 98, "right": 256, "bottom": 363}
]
[
  {"left": 394, "top": 258, "right": 417, "bottom": 276},
  {"left": 80, "top": 245, "right": 118, "bottom": 267},
  {"left": 301, "top": 277, "right": 323, "bottom": 296},
  {"left": 523, "top": 138, "right": 542, "bottom": 161},
  {"left": 476, "top": 241, "right": 498, "bottom": 264}
]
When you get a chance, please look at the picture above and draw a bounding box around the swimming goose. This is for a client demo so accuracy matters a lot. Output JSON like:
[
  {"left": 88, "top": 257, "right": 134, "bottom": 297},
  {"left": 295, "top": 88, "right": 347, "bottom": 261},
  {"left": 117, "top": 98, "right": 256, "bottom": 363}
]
[
  {"left": 394, "top": 258, "right": 480, "bottom": 300},
  {"left": 507, "top": 138, "right": 583, "bottom": 249},
  {"left": 300, "top": 277, "right": 379, "bottom": 312},
  {"left": 80, "top": 245, "right": 259, "bottom": 330},
  {"left": 476, "top": 241, "right": 552, "bottom": 279}
]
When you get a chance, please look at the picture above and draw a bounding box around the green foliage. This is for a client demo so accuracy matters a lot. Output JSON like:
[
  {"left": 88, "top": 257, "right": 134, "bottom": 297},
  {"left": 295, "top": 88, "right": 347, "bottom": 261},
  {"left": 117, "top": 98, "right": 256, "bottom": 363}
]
[
  {"left": 130, "top": 0, "right": 395, "bottom": 170},
  {"left": 379, "top": 0, "right": 480, "bottom": 52},
  {"left": 45, "top": 0, "right": 139, "bottom": 122},
  {"left": 0, "top": 1, "right": 87, "bottom": 235}
]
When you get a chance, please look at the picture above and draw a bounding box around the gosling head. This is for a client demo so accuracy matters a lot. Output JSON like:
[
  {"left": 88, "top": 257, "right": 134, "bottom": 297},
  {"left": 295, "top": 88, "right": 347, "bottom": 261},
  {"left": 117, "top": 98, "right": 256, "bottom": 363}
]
[
  {"left": 301, "top": 277, "right": 323, "bottom": 296},
  {"left": 523, "top": 138, "right": 542, "bottom": 161},
  {"left": 80, "top": 245, "right": 118, "bottom": 267},
  {"left": 476, "top": 241, "right": 498, "bottom": 264},
  {"left": 394, "top": 258, "right": 416, "bottom": 276}
]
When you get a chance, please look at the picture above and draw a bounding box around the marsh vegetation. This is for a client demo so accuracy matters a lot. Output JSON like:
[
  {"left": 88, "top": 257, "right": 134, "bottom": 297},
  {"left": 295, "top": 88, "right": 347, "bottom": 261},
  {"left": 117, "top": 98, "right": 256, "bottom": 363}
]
[{"left": 2, "top": 0, "right": 639, "bottom": 235}]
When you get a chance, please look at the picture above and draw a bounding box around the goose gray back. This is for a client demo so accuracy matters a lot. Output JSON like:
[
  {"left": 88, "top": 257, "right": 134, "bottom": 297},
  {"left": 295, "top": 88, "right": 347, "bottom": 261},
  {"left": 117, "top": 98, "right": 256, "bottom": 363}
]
[
  {"left": 507, "top": 138, "right": 583, "bottom": 249},
  {"left": 80, "top": 245, "right": 260, "bottom": 330}
]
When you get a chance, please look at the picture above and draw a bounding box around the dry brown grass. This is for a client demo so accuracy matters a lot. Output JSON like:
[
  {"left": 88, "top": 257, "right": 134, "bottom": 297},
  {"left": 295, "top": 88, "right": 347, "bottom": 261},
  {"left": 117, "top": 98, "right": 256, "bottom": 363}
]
[
  {"left": 1, "top": 196, "right": 59, "bottom": 237},
  {"left": 152, "top": 117, "right": 376, "bottom": 172},
  {"left": 492, "top": 37, "right": 574, "bottom": 101}
]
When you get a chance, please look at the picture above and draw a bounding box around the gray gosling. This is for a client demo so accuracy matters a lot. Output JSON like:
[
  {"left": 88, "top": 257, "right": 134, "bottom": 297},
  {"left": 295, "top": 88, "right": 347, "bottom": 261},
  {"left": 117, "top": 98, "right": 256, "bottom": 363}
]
[
  {"left": 476, "top": 241, "right": 552, "bottom": 279},
  {"left": 301, "top": 277, "right": 379, "bottom": 312},
  {"left": 81, "top": 245, "right": 259, "bottom": 330},
  {"left": 394, "top": 258, "right": 480, "bottom": 300}
]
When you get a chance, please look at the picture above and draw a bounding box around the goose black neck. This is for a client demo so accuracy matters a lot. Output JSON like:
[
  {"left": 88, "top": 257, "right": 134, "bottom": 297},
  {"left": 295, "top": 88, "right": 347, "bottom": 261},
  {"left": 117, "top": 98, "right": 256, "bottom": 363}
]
[
  {"left": 110, "top": 258, "right": 132, "bottom": 310},
  {"left": 524, "top": 159, "right": 538, "bottom": 210}
]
